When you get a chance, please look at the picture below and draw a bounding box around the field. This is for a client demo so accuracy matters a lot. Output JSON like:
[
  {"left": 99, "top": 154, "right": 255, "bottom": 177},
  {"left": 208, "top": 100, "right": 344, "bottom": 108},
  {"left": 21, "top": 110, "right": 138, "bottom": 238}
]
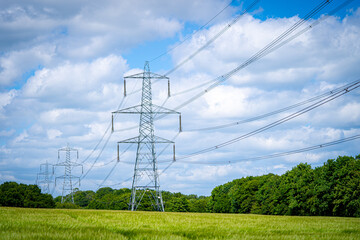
[{"left": 0, "top": 207, "right": 359, "bottom": 239}]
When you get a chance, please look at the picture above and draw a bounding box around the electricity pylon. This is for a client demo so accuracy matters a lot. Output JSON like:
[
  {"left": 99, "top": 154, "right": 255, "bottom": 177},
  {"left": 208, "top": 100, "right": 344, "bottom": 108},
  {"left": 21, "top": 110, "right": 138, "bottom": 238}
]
[
  {"left": 53, "top": 144, "right": 83, "bottom": 203},
  {"left": 36, "top": 161, "right": 52, "bottom": 194},
  {"left": 112, "top": 61, "right": 181, "bottom": 211}
]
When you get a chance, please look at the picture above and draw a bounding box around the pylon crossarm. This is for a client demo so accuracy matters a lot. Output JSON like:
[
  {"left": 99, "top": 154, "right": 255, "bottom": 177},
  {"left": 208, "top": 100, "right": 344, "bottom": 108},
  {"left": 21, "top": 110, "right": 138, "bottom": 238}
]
[
  {"left": 113, "top": 105, "right": 179, "bottom": 114},
  {"left": 153, "top": 136, "right": 175, "bottom": 144},
  {"left": 112, "top": 105, "right": 142, "bottom": 114},
  {"left": 117, "top": 135, "right": 174, "bottom": 144},
  {"left": 117, "top": 136, "right": 140, "bottom": 144},
  {"left": 152, "top": 104, "right": 180, "bottom": 114},
  {"left": 58, "top": 147, "right": 78, "bottom": 152},
  {"left": 37, "top": 172, "right": 48, "bottom": 176},
  {"left": 55, "top": 175, "right": 80, "bottom": 180},
  {"left": 124, "top": 72, "right": 169, "bottom": 80},
  {"left": 54, "top": 161, "right": 82, "bottom": 167}
]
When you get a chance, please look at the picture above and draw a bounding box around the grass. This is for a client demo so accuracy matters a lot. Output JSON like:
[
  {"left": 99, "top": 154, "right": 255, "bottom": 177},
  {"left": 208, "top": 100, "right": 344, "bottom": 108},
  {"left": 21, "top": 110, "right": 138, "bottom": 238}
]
[{"left": 0, "top": 207, "right": 359, "bottom": 239}]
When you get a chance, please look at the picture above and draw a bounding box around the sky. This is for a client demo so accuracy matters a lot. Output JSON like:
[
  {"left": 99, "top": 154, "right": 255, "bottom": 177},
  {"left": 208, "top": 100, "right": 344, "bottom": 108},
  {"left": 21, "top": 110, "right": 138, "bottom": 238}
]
[{"left": 0, "top": 0, "right": 360, "bottom": 196}]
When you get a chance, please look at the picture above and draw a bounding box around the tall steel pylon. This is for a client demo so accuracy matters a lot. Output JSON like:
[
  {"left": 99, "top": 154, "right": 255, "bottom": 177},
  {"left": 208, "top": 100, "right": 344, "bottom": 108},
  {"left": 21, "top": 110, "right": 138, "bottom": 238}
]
[
  {"left": 112, "top": 61, "right": 181, "bottom": 211},
  {"left": 53, "top": 144, "right": 83, "bottom": 203},
  {"left": 36, "top": 161, "right": 53, "bottom": 194}
]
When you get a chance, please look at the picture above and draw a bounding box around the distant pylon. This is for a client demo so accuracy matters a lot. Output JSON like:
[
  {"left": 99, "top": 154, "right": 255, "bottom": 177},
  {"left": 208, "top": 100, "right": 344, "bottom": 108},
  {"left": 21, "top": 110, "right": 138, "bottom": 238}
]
[
  {"left": 112, "top": 61, "right": 181, "bottom": 211},
  {"left": 53, "top": 144, "right": 83, "bottom": 203},
  {"left": 36, "top": 161, "right": 53, "bottom": 194}
]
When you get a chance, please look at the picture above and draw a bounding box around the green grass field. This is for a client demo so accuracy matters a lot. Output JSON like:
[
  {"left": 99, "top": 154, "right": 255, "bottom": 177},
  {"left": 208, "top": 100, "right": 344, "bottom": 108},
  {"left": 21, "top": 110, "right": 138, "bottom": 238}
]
[{"left": 0, "top": 207, "right": 359, "bottom": 239}]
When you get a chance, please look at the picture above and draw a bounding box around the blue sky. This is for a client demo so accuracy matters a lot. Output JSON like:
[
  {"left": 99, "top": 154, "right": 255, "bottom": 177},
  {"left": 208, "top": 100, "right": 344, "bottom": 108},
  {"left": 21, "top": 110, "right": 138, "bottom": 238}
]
[{"left": 0, "top": 0, "right": 360, "bottom": 196}]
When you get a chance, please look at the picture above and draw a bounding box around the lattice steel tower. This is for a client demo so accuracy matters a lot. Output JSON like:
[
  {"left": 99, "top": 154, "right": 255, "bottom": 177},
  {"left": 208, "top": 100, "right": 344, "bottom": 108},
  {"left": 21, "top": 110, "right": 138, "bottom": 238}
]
[
  {"left": 112, "top": 61, "right": 181, "bottom": 211},
  {"left": 54, "top": 144, "right": 83, "bottom": 203},
  {"left": 36, "top": 161, "right": 52, "bottom": 194}
]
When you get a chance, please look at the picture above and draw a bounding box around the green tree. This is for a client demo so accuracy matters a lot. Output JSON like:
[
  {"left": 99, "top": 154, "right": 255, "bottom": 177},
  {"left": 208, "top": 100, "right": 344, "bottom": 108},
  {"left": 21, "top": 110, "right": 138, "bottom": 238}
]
[
  {"left": 282, "top": 163, "right": 314, "bottom": 215},
  {"left": 188, "top": 197, "right": 210, "bottom": 213},
  {"left": 331, "top": 156, "right": 360, "bottom": 217},
  {"left": 256, "top": 174, "right": 282, "bottom": 215},
  {"left": 167, "top": 195, "right": 189, "bottom": 212},
  {"left": 74, "top": 190, "right": 95, "bottom": 207},
  {"left": 0, "top": 182, "right": 25, "bottom": 207},
  {"left": 0, "top": 182, "right": 54, "bottom": 208},
  {"left": 228, "top": 175, "right": 271, "bottom": 214},
  {"left": 208, "top": 182, "right": 234, "bottom": 213}
]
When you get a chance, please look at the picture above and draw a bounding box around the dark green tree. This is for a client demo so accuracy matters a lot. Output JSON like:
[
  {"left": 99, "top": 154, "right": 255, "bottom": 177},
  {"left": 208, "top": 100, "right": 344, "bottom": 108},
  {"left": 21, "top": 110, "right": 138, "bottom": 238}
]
[
  {"left": 0, "top": 182, "right": 54, "bottom": 208},
  {"left": 167, "top": 195, "right": 189, "bottom": 212},
  {"left": 188, "top": 197, "right": 210, "bottom": 213},
  {"left": 208, "top": 182, "right": 234, "bottom": 213}
]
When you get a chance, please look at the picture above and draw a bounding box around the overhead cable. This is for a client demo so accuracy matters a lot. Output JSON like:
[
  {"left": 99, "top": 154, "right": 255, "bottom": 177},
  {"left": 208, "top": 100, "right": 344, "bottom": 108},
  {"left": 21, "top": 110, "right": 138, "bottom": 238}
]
[
  {"left": 172, "top": 0, "right": 353, "bottom": 111},
  {"left": 175, "top": 80, "right": 360, "bottom": 160},
  {"left": 150, "top": 0, "right": 235, "bottom": 63},
  {"left": 184, "top": 79, "right": 360, "bottom": 132},
  {"left": 81, "top": 93, "right": 127, "bottom": 164},
  {"left": 164, "top": 0, "right": 260, "bottom": 76},
  {"left": 97, "top": 161, "right": 119, "bottom": 190},
  {"left": 179, "top": 134, "right": 360, "bottom": 165}
]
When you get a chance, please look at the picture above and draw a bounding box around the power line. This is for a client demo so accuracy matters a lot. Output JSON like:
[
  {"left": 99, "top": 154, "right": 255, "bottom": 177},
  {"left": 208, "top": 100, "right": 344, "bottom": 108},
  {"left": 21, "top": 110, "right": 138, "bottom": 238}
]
[
  {"left": 89, "top": 79, "right": 360, "bottom": 189},
  {"left": 178, "top": 134, "right": 360, "bottom": 165},
  {"left": 150, "top": 0, "right": 235, "bottom": 62},
  {"left": 81, "top": 90, "right": 127, "bottom": 164},
  {"left": 96, "top": 143, "right": 135, "bottom": 188},
  {"left": 164, "top": 0, "right": 260, "bottom": 76},
  {"left": 119, "top": 0, "right": 353, "bottom": 111},
  {"left": 123, "top": 0, "right": 259, "bottom": 102},
  {"left": 145, "top": 133, "right": 360, "bottom": 186},
  {"left": 107, "top": 176, "right": 133, "bottom": 188},
  {"left": 79, "top": 77, "right": 142, "bottom": 182},
  {"left": 171, "top": 0, "right": 353, "bottom": 111},
  {"left": 113, "top": 78, "right": 359, "bottom": 136},
  {"left": 81, "top": 131, "right": 112, "bottom": 181},
  {"left": 97, "top": 161, "right": 119, "bottom": 190},
  {"left": 184, "top": 79, "right": 360, "bottom": 132},
  {"left": 173, "top": 81, "right": 360, "bottom": 160},
  {"left": 116, "top": 0, "right": 351, "bottom": 121}
]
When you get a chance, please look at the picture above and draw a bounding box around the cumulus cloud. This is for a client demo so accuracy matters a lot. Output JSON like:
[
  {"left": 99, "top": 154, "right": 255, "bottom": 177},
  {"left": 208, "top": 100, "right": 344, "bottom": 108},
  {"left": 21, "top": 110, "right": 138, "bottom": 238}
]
[
  {"left": 47, "top": 129, "right": 62, "bottom": 140},
  {"left": 0, "top": 89, "right": 17, "bottom": 112},
  {"left": 21, "top": 55, "right": 127, "bottom": 108}
]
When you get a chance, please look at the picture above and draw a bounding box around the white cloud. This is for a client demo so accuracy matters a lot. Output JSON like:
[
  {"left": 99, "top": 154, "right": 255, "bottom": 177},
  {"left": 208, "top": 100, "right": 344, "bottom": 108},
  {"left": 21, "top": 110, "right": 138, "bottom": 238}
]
[
  {"left": 0, "top": 89, "right": 17, "bottom": 113},
  {"left": 12, "top": 130, "right": 28, "bottom": 144},
  {"left": 0, "top": 46, "right": 55, "bottom": 87},
  {"left": 0, "top": 129, "right": 15, "bottom": 137},
  {"left": 22, "top": 54, "right": 127, "bottom": 109},
  {"left": 47, "top": 129, "right": 62, "bottom": 140}
]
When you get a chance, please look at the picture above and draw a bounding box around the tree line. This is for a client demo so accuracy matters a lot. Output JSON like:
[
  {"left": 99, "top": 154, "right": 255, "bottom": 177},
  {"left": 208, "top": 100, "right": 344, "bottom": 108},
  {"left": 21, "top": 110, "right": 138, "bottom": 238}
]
[
  {"left": 1, "top": 154, "right": 359, "bottom": 217},
  {"left": 208, "top": 155, "right": 360, "bottom": 217},
  {"left": 54, "top": 188, "right": 209, "bottom": 213}
]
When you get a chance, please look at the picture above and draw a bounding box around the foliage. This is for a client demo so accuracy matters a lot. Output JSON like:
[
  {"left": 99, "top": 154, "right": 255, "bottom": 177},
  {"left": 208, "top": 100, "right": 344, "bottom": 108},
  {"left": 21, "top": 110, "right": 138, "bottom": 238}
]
[
  {"left": 208, "top": 155, "right": 360, "bottom": 217},
  {"left": 166, "top": 195, "right": 189, "bottom": 212},
  {"left": 0, "top": 182, "right": 55, "bottom": 208},
  {"left": 66, "top": 187, "right": 209, "bottom": 213}
]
